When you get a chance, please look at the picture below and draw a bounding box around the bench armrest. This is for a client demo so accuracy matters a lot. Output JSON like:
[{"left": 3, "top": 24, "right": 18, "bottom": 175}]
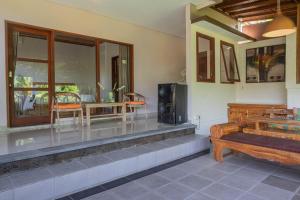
[{"left": 210, "top": 123, "right": 242, "bottom": 139}]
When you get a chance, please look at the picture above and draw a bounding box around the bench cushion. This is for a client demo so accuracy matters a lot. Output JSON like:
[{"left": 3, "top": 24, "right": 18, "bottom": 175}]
[
  {"left": 269, "top": 123, "right": 300, "bottom": 131},
  {"left": 221, "top": 132, "right": 300, "bottom": 153}
]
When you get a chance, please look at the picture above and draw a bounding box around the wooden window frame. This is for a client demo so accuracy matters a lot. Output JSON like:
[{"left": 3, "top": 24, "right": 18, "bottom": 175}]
[
  {"left": 196, "top": 32, "right": 215, "bottom": 83},
  {"left": 5, "top": 20, "right": 134, "bottom": 127},
  {"left": 220, "top": 40, "right": 240, "bottom": 84}
]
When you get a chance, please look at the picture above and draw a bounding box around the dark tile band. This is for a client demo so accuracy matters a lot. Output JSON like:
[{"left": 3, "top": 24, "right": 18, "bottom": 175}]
[{"left": 56, "top": 149, "right": 210, "bottom": 200}]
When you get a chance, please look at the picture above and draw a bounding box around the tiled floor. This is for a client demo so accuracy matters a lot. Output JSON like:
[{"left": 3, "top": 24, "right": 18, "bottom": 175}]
[
  {"left": 0, "top": 117, "right": 174, "bottom": 156},
  {"left": 0, "top": 134, "right": 209, "bottom": 200},
  {"left": 81, "top": 154, "right": 300, "bottom": 200}
]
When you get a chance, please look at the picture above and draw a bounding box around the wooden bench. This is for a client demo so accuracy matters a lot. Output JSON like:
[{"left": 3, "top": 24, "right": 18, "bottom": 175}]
[{"left": 210, "top": 123, "right": 300, "bottom": 165}]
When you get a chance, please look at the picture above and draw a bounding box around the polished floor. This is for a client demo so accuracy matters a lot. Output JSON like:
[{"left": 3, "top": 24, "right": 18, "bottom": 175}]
[
  {"left": 81, "top": 154, "right": 300, "bottom": 200},
  {"left": 0, "top": 117, "right": 174, "bottom": 156}
]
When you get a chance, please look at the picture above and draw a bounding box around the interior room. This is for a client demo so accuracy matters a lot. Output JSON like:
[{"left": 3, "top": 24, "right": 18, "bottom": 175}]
[{"left": 1, "top": 0, "right": 300, "bottom": 200}]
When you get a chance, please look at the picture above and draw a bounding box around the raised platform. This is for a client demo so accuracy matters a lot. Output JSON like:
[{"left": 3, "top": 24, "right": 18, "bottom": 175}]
[
  {"left": 0, "top": 118, "right": 198, "bottom": 175},
  {"left": 0, "top": 134, "right": 210, "bottom": 200}
]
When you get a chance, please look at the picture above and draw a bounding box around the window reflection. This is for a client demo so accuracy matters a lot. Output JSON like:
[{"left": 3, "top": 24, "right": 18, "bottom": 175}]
[{"left": 55, "top": 34, "right": 96, "bottom": 103}]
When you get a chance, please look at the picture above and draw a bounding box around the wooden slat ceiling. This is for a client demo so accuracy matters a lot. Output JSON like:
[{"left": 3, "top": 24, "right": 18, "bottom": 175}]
[{"left": 214, "top": 0, "right": 299, "bottom": 22}]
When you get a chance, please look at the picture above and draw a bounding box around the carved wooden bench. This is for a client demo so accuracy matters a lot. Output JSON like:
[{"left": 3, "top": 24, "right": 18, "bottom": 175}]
[{"left": 210, "top": 123, "right": 300, "bottom": 165}]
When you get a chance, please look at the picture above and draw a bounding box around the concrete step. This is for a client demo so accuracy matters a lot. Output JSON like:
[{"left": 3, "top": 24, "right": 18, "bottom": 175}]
[{"left": 0, "top": 135, "right": 210, "bottom": 200}]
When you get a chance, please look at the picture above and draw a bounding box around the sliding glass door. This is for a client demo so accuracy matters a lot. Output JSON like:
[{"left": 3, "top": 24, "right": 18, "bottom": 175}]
[
  {"left": 99, "top": 41, "right": 131, "bottom": 103},
  {"left": 54, "top": 33, "right": 97, "bottom": 104},
  {"left": 7, "top": 25, "right": 52, "bottom": 126},
  {"left": 6, "top": 22, "right": 134, "bottom": 127}
]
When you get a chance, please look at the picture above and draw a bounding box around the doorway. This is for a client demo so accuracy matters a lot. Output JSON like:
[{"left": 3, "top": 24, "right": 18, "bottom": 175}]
[
  {"left": 6, "top": 24, "right": 52, "bottom": 127},
  {"left": 112, "top": 56, "right": 120, "bottom": 102},
  {"left": 6, "top": 22, "right": 134, "bottom": 127}
]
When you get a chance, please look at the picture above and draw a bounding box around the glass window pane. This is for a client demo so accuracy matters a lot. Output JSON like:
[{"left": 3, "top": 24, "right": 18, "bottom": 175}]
[
  {"left": 55, "top": 40, "right": 96, "bottom": 103},
  {"left": 196, "top": 33, "right": 214, "bottom": 82},
  {"left": 16, "top": 34, "right": 48, "bottom": 60},
  {"left": 14, "top": 91, "right": 49, "bottom": 118},
  {"left": 14, "top": 61, "right": 48, "bottom": 88},
  {"left": 198, "top": 37, "right": 210, "bottom": 80},
  {"left": 221, "top": 42, "right": 240, "bottom": 83},
  {"left": 100, "top": 42, "right": 130, "bottom": 103},
  {"left": 246, "top": 49, "right": 259, "bottom": 83}
]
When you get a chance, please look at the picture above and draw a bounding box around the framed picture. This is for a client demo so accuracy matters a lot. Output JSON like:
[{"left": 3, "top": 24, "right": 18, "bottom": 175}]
[{"left": 246, "top": 44, "right": 286, "bottom": 83}]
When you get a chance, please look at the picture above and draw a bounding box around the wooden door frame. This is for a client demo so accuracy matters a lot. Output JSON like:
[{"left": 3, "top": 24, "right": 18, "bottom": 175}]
[
  {"left": 111, "top": 56, "right": 120, "bottom": 102},
  {"left": 6, "top": 23, "right": 54, "bottom": 127}
]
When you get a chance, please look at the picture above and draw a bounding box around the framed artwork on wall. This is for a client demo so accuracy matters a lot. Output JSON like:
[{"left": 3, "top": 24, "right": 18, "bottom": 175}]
[{"left": 246, "top": 44, "right": 286, "bottom": 83}]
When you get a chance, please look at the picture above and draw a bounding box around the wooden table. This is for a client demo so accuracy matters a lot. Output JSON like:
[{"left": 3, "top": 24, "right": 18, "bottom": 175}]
[{"left": 85, "top": 102, "right": 126, "bottom": 126}]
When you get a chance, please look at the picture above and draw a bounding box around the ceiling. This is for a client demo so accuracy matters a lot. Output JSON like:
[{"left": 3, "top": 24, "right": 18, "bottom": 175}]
[
  {"left": 214, "top": 0, "right": 299, "bottom": 22},
  {"left": 49, "top": 0, "right": 218, "bottom": 38}
]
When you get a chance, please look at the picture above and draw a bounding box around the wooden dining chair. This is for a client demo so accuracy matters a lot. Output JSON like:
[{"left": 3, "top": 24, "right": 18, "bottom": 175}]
[
  {"left": 51, "top": 92, "right": 84, "bottom": 126},
  {"left": 123, "top": 93, "right": 148, "bottom": 118}
]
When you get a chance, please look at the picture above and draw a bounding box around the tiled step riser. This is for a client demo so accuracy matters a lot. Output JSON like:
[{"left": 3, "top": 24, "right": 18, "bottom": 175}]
[{"left": 1, "top": 137, "right": 209, "bottom": 200}]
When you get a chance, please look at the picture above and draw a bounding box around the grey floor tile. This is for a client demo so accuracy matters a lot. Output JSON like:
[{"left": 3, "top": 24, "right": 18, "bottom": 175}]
[
  {"left": 136, "top": 174, "right": 170, "bottom": 189},
  {"left": 135, "top": 192, "right": 166, "bottom": 200},
  {"left": 111, "top": 182, "right": 148, "bottom": 200},
  {"left": 262, "top": 175, "right": 300, "bottom": 192},
  {"left": 83, "top": 191, "right": 120, "bottom": 200},
  {"left": 158, "top": 167, "right": 188, "bottom": 180},
  {"left": 175, "top": 160, "right": 204, "bottom": 174},
  {"left": 47, "top": 159, "right": 86, "bottom": 176},
  {"left": 102, "top": 149, "right": 137, "bottom": 161},
  {"left": 225, "top": 155, "right": 250, "bottom": 166},
  {"left": 233, "top": 168, "right": 268, "bottom": 182},
  {"left": 211, "top": 162, "right": 242, "bottom": 173},
  {"left": 219, "top": 174, "right": 259, "bottom": 191},
  {"left": 245, "top": 160, "right": 278, "bottom": 174},
  {"left": 188, "top": 156, "right": 218, "bottom": 168},
  {"left": 78, "top": 154, "right": 111, "bottom": 168},
  {"left": 292, "top": 195, "right": 300, "bottom": 200},
  {"left": 198, "top": 168, "right": 227, "bottom": 181},
  {"left": 0, "top": 176, "right": 13, "bottom": 192},
  {"left": 250, "top": 183, "right": 293, "bottom": 200},
  {"left": 238, "top": 193, "right": 266, "bottom": 200},
  {"left": 273, "top": 168, "right": 300, "bottom": 182},
  {"left": 157, "top": 183, "right": 195, "bottom": 200},
  {"left": 10, "top": 167, "right": 52, "bottom": 187},
  {"left": 178, "top": 175, "right": 212, "bottom": 190},
  {"left": 202, "top": 183, "right": 243, "bottom": 200},
  {"left": 186, "top": 192, "right": 216, "bottom": 200},
  {"left": 143, "top": 142, "right": 167, "bottom": 151},
  {"left": 126, "top": 146, "right": 151, "bottom": 155}
]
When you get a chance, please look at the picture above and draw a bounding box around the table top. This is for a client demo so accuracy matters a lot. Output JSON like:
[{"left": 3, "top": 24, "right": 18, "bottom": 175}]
[
  {"left": 85, "top": 102, "right": 125, "bottom": 108},
  {"left": 247, "top": 117, "right": 300, "bottom": 126}
]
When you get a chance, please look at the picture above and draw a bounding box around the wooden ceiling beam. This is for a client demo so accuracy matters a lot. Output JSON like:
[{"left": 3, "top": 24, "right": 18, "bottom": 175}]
[
  {"left": 191, "top": 15, "right": 256, "bottom": 41},
  {"left": 215, "top": 0, "right": 261, "bottom": 9},
  {"left": 228, "top": 2, "right": 296, "bottom": 16},
  {"left": 233, "top": 7, "right": 297, "bottom": 18},
  {"left": 240, "top": 11, "right": 297, "bottom": 21},
  {"left": 222, "top": 0, "right": 275, "bottom": 12},
  {"left": 231, "top": 5, "right": 297, "bottom": 18},
  {"left": 224, "top": 1, "right": 277, "bottom": 13}
]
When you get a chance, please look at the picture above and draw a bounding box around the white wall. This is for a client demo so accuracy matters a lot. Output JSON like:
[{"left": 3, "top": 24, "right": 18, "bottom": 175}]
[
  {"left": 285, "top": 32, "right": 300, "bottom": 108},
  {"left": 235, "top": 37, "right": 287, "bottom": 104},
  {"left": 187, "top": 23, "right": 237, "bottom": 136},
  {"left": 186, "top": 5, "right": 291, "bottom": 136},
  {"left": 0, "top": 0, "right": 185, "bottom": 127}
]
